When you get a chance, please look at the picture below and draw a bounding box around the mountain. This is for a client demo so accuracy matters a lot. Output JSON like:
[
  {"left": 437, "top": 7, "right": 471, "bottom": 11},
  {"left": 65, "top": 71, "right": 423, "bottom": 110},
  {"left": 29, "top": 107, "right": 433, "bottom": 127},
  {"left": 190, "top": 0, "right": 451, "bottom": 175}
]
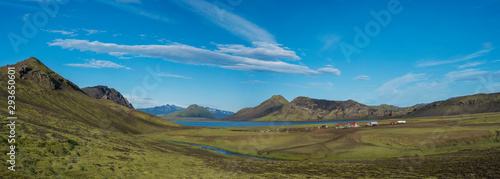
[
  {"left": 251, "top": 96, "right": 405, "bottom": 121},
  {"left": 137, "top": 104, "right": 185, "bottom": 115},
  {"left": 204, "top": 107, "right": 234, "bottom": 118},
  {"left": 82, "top": 85, "right": 134, "bottom": 109},
  {"left": 406, "top": 93, "right": 500, "bottom": 117},
  {"left": 370, "top": 104, "right": 403, "bottom": 111},
  {"left": 167, "top": 104, "right": 217, "bottom": 118},
  {"left": 225, "top": 93, "right": 500, "bottom": 121},
  {"left": 224, "top": 95, "right": 289, "bottom": 121},
  {"left": 0, "top": 57, "right": 180, "bottom": 133}
]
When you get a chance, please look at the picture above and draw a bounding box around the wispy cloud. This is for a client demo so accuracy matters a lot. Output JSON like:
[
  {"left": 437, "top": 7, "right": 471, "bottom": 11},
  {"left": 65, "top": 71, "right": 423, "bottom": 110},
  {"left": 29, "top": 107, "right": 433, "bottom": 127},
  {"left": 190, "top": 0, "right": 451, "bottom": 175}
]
[
  {"left": 122, "top": 95, "right": 164, "bottom": 108},
  {"left": 493, "top": 59, "right": 500, "bottom": 62},
  {"left": 216, "top": 42, "right": 300, "bottom": 61},
  {"left": 175, "top": 0, "right": 275, "bottom": 43},
  {"left": 48, "top": 39, "right": 341, "bottom": 76},
  {"left": 241, "top": 80, "right": 267, "bottom": 84},
  {"left": 319, "top": 35, "right": 340, "bottom": 52},
  {"left": 66, "top": 59, "right": 131, "bottom": 69},
  {"left": 375, "top": 69, "right": 500, "bottom": 106},
  {"left": 46, "top": 29, "right": 77, "bottom": 36},
  {"left": 83, "top": 29, "right": 106, "bottom": 35},
  {"left": 377, "top": 73, "right": 428, "bottom": 95},
  {"left": 376, "top": 73, "right": 446, "bottom": 106},
  {"left": 94, "top": 0, "right": 171, "bottom": 23},
  {"left": 444, "top": 69, "right": 489, "bottom": 81},
  {"left": 417, "top": 48, "right": 493, "bottom": 67},
  {"left": 157, "top": 74, "right": 192, "bottom": 79},
  {"left": 354, "top": 75, "right": 371, "bottom": 80}
]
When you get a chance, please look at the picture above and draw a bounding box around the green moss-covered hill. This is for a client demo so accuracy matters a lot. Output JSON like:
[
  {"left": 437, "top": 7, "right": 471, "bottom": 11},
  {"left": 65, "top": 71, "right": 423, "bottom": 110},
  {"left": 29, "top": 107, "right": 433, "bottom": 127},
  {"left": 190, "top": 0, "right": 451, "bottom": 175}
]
[
  {"left": 224, "top": 95, "right": 289, "bottom": 121},
  {"left": 167, "top": 104, "right": 217, "bottom": 118}
]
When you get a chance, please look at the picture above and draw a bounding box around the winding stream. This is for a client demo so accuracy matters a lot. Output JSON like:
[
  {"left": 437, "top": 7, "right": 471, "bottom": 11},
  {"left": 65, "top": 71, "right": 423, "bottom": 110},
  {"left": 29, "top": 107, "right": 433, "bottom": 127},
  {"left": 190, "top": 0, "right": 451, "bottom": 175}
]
[{"left": 167, "top": 141, "right": 274, "bottom": 161}]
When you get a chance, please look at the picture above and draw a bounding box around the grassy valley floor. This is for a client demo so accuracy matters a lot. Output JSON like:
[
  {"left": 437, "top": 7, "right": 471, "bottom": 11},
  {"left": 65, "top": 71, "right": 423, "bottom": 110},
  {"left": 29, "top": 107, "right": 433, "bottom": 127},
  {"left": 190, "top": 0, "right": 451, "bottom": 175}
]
[{"left": 139, "top": 112, "right": 500, "bottom": 177}]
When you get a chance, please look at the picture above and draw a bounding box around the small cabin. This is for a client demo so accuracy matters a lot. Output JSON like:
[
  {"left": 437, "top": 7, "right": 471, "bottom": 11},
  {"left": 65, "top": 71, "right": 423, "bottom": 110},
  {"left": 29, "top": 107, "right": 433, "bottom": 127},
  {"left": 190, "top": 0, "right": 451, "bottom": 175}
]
[
  {"left": 397, "top": 121, "right": 406, "bottom": 124},
  {"left": 321, "top": 125, "right": 328, "bottom": 129},
  {"left": 391, "top": 121, "right": 397, "bottom": 125},
  {"left": 347, "top": 122, "right": 359, "bottom": 128}
]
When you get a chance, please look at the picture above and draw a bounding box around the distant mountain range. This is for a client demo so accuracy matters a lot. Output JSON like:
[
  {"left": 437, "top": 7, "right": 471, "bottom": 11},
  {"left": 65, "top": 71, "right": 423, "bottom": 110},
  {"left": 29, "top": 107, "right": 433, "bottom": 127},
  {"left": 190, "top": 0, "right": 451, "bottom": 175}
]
[
  {"left": 204, "top": 107, "right": 235, "bottom": 118},
  {"left": 224, "top": 93, "right": 500, "bottom": 121},
  {"left": 137, "top": 104, "right": 185, "bottom": 115},
  {"left": 138, "top": 104, "right": 234, "bottom": 118},
  {"left": 82, "top": 85, "right": 134, "bottom": 109}
]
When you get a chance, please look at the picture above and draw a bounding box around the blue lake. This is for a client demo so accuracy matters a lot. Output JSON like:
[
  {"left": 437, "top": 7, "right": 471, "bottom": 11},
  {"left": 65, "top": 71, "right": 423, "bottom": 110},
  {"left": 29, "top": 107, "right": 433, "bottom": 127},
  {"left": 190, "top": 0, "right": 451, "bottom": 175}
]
[
  {"left": 166, "top": 141, "right": 274, "bottom": 161},
  {"left": 171, "top": 119, "right": 376, "bottom": 127}
]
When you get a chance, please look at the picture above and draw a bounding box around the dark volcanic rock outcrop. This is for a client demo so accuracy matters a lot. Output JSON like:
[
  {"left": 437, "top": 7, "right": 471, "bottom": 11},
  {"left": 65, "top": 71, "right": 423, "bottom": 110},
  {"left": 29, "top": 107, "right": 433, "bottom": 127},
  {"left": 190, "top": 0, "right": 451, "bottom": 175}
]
[{"left": 82, "top": 85, "right": 134, "bottom": 109}]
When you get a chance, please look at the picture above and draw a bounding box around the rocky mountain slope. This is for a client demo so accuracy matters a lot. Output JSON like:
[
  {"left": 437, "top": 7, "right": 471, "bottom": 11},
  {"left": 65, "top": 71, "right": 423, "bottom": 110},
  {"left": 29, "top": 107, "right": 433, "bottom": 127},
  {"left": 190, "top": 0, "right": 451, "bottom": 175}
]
[
  {"left": 224, "top": 95, "right": 289, "bottom": 121},
  {"left": 0, "top": 57, "right": 180, "bottom": 134},
  {"left": 82, "top": 85, "right": 134, "bottom": 109},
  {"left": 252, "top": 96, "right": 407, "bottom": 121},
  {"left": 406, "top": 92, "right": 500, "bottom": 117},
  {"left": 225, "top": 93, "right": 500, "bottom": 121}
]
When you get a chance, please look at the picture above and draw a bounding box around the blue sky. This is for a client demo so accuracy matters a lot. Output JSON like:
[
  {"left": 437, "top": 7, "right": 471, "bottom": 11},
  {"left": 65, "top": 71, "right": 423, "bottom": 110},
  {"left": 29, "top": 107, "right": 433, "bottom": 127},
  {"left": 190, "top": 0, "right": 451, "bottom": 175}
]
[{"left": 2, "top": 0, "right": 500, "bottom": 112}]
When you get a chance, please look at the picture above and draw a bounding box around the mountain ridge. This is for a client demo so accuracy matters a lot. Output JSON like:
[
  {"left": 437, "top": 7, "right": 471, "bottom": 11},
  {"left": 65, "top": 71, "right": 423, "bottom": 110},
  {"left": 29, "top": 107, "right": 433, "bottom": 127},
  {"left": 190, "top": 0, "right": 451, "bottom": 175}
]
[
  {"left": 223, "top": 95, "right": 289, "bottom": 121},
  {"left": 224, "top": 93, "right": 500, "bottom": 121},
  {"left": 82, "top": 85, "right": 134, "bottom": 109},
  {"left": 167, "top": 104, "right": 217, "bottom": 118}
]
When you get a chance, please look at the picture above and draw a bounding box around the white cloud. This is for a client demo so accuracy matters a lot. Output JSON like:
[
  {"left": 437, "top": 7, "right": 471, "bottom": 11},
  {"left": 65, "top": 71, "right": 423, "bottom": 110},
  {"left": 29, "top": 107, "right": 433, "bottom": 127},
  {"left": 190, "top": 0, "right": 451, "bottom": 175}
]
[
  {"left": 46, "top": 29, "right": 77, "bottom": 36},
  {"left": 216, "top": 42, "right": 300, "bottom": 61},
  {"left": 241, "top": 80, "right": 267, "bottom": 84},
  {"left": 175, "top": 0, "right": 275, "bottom": 43},
  {"left": 83, "top": 29, "right": 106, "bottom": 35},
  {"left": 48, "top": 39, "right": 341, "bottom": 76},
  {"left": 157, "top": 74, "right": 192, "bottom": 79},
  {"left": 354, "top": 75, "right": 371, "bottom": 80},
  {"left": 66, "top": 59, "right": 131, "bottom": 69},
  {"left": 317, "top": 67, "right": 341, "bottom": 75},
  {"left": 493, "top": 59, "right": 500, "bottom": 62},
  {"left": 417, "top": 48, "right": 493, "bottom": 67}
]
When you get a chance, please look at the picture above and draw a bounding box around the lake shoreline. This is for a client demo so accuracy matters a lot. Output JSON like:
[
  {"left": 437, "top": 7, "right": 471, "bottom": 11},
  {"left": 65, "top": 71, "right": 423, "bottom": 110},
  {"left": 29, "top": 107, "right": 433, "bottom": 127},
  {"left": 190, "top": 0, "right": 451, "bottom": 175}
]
[{"left": 170, "top": 119, "right": 377, "bottom": 127}]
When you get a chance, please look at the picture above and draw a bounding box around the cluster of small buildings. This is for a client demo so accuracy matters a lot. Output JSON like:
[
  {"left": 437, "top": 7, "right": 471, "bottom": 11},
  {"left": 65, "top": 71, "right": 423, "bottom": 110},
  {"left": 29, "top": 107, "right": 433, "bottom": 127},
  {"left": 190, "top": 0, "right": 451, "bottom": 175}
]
[{"left": 334, "top": 122, "right": 360, "bottom": 129}]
